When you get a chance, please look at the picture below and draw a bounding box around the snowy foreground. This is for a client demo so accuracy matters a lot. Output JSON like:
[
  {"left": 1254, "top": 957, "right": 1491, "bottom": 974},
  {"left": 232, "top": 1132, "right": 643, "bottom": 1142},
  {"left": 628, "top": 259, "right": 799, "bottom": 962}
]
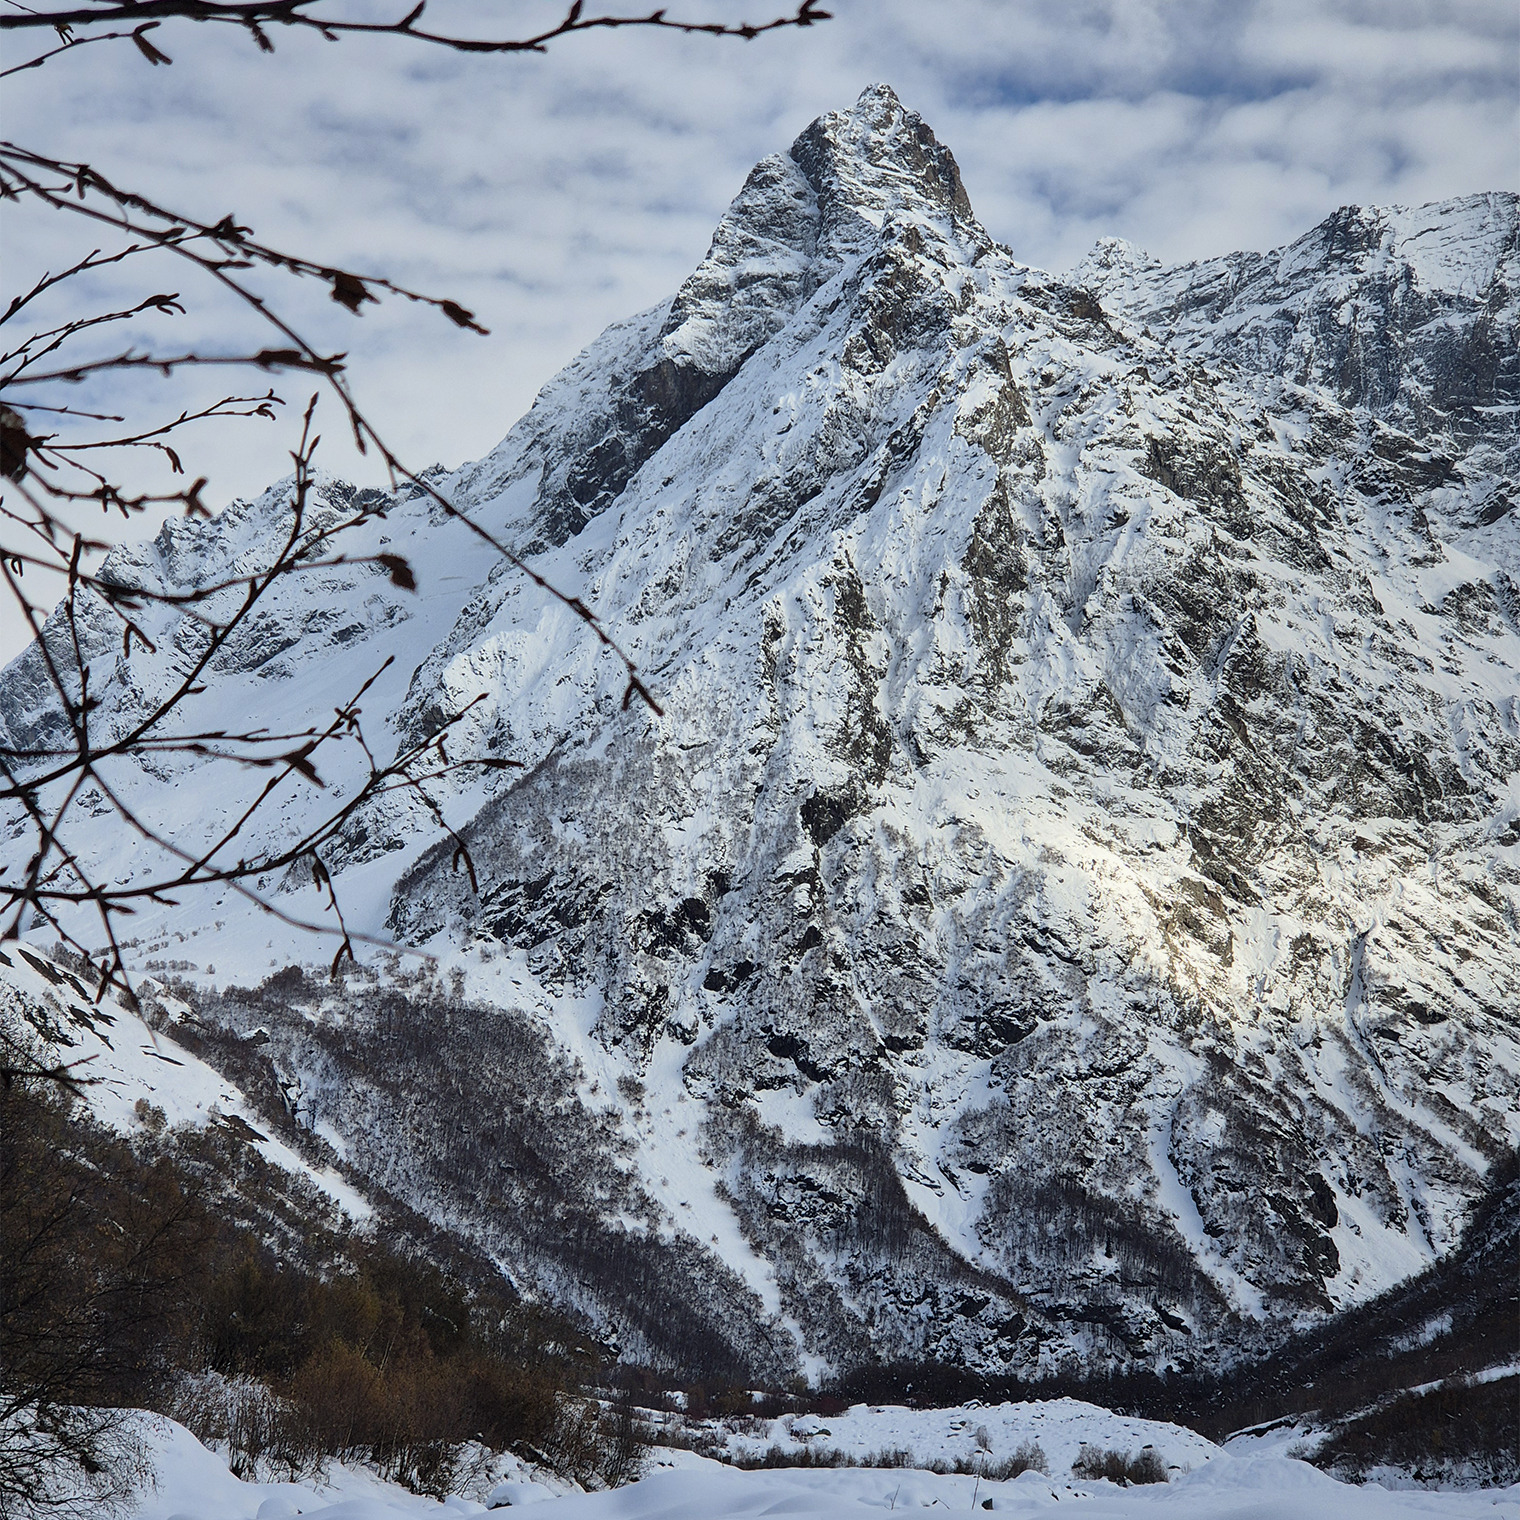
[{"left": 127, "top": 1400, "right": 1519, "bottom": 1519}]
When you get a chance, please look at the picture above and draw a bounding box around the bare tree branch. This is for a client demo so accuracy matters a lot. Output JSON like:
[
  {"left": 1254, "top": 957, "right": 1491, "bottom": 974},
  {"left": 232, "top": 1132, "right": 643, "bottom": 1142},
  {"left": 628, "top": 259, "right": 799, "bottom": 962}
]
[
  {"left": 0, "top": 1, "right": 833, "bottom": 53},
  {"left": 0, "top": 0, "right": 826, "bottom": 1040}
]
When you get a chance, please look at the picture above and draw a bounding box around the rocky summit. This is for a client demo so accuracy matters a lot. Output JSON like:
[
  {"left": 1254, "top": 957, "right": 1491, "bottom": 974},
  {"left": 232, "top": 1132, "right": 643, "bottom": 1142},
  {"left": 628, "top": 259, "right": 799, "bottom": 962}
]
[{"left": 4, "top": 85, "right": 1517, "bottom": 1384}]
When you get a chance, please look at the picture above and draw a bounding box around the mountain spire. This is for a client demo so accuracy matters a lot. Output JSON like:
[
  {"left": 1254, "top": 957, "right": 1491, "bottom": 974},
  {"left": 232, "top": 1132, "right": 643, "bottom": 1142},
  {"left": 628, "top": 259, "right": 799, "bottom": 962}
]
[{"left": 789, "top": 83, "right": 977, "bottom": 255}]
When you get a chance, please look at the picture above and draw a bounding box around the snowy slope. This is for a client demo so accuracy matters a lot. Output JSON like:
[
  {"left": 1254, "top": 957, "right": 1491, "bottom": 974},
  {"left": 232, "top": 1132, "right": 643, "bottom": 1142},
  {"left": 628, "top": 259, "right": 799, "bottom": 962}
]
[
  {"left": 0, "top": 945, "right": 371, "bottom": 1222},
  {"left": 717, "top": 1395, "right": 1219, "bottom": 1474},
  {"left": 3, "top": 85, "right": 1517, "bottom": 1382}
]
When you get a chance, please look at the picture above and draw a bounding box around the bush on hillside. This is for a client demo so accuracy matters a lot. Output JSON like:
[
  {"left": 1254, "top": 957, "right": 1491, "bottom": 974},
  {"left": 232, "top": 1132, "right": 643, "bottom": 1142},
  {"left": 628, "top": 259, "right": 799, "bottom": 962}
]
[
  {"left": 1072, "top": 1443, "right": 1168, "bottom": 1485},
  {"left": 0, "top": 1034, "right": 609, "bottom": 1504},
  {"left": 1314, "top": 1376, "right": 1519, "bottom": 1488}
]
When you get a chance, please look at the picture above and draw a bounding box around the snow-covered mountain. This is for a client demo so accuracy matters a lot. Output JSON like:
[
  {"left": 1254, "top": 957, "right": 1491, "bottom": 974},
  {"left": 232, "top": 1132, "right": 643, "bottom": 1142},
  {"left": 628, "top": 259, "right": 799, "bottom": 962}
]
[{"left": 4, "top": 85, "right": 1517, "bottom": 1384}]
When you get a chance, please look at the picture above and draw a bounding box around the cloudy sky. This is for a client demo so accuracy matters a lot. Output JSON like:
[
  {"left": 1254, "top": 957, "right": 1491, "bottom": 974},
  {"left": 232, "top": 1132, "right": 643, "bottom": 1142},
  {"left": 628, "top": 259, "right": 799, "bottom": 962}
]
[{"left": 2, "top": 0, "right": 1516, "bottom": 653}]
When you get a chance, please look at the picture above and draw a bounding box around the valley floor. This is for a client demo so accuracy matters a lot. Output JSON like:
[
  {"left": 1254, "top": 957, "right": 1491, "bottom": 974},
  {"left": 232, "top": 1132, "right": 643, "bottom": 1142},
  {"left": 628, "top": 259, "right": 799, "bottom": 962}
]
[{"left": 125, "top": 1401, "right": 1520, "bottom": 1520}]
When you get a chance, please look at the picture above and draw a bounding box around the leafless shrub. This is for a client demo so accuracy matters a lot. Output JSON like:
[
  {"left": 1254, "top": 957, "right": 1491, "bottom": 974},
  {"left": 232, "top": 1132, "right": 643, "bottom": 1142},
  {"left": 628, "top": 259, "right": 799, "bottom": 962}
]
[
  {"left": 646, "top": 1421, "right": 729, "bottom": 1459},
  {"left": 733, "top": 1443, "right": 859, "bottom": 1469},
  {"left": 0, "top": 1405, "right": 153, "bottom": 1520},
  {"left": 925, "top": 1440, "right": 1047, "bottom": 1479},
  {"left": 1072, "top": 1442, "right": 1168, "bottom": 1485},
  {"left": 534, "top": 1393, "right": 651, "bottom": 1490},
  {"left": 132, "top": 1096, "right": 167, "bottom": 1134},
  {"left": 986, "top": 1439, "right": 1048, "bottom": 1479},
  {"left": 733, "top": 1443, "right": 920, "bottom": 1471},
  {"left": 166, "top": 1369, "right": 323, "bottom": 1484},
  {"left": 598, "top": 1393, "right": 650, "bottom": 1489}
]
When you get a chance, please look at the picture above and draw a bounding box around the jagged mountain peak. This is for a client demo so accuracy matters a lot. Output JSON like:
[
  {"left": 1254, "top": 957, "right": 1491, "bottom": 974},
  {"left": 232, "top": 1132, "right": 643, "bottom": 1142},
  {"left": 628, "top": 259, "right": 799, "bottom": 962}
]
[
  {"left": 1294, "top": 193, "right": 1518, "bottom": 286},
  {"left": 1070, "top": 235, "right": 1162, "bottom": 278},
  {"left": 1072, "top": 191, "right": 1519, "bottom": 309},
  {"left": 5, "top": 92, "right": 1517, "bottom": 1388},
  {"left": 657, "top": 85, "right": 976, "bottom": 381},
  {"left": 789, "top": 82, "right": 977, "bottom": 241},
  {"left": 452, "top": 86, "right": 990, "bottom": 555}
]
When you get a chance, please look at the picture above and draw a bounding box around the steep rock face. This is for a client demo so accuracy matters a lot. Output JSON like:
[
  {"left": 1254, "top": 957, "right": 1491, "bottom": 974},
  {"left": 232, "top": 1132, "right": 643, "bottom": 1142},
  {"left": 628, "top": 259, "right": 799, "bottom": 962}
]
[
  {"left": 1074, "top": 197, "right": 1518, "bottom": 485},
  {"left": 4, "top": 87, "right": 1517, "bottom": 1382}
]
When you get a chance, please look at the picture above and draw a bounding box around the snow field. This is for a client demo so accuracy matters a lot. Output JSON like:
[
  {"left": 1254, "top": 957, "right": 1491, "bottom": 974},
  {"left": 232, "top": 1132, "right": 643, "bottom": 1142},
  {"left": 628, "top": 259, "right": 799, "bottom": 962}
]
[
  {"left": 515, "top": 1461, "right": 1520, "bottom": 1518},
  {"left": 125, "top": 1405, "right": 1520, "bottom": 1519}
]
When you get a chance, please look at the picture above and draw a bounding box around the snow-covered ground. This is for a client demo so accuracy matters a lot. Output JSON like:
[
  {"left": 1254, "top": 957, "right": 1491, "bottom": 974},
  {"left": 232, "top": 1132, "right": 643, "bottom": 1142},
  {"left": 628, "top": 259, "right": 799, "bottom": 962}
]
[
  {"left": 124, "top": 1402, "right": 1520, "bottom": 1519},
  {"left": 505, "top": 1463, "right": 1520, "bottom": 1519}
]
